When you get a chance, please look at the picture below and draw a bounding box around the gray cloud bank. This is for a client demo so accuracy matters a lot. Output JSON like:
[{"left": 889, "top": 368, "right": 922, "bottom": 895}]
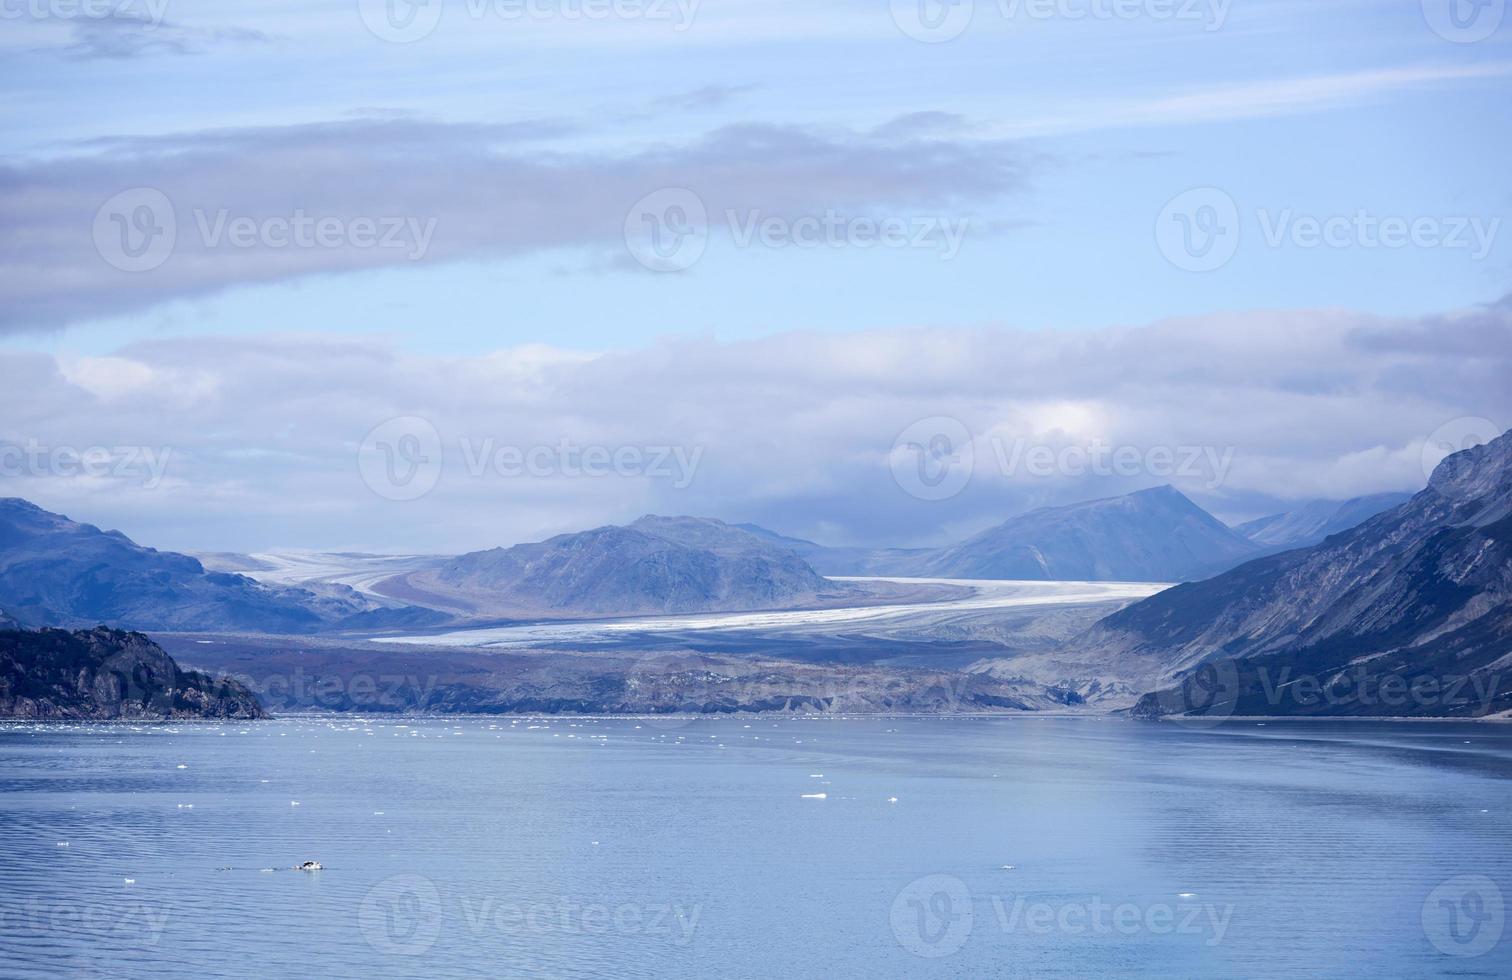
[
  {"left": 0, "top": 299, "right": 1506, "bottom": 554},
  {"left": 1, "top": 116, "right": 1030, "bottom": 330}
]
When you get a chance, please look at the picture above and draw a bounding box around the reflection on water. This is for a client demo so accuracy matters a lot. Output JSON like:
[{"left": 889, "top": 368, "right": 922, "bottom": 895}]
[{"left": 2, "top": 717, "right": 1509, "bottom": 978}]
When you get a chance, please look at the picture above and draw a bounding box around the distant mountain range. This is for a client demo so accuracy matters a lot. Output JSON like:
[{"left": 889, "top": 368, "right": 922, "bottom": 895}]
[
  {"left": 389, "top": 515, "right": 847, "bottom": 617},
  {"left": 1079, "top": 431, "right": 1512, "bottom": 719},
  {"left": 747, "top": 486, "right": 1262, "bottom": 582},
  {"left": 0, "top": 498, "right": 441, "bottom": 633},
  {"left": 1235, "top": 492, "right": 1414, "bottom": 551}
]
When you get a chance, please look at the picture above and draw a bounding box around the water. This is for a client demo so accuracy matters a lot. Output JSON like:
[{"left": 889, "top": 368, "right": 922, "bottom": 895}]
[{"left": 2, "top": 716, "right": 1509, "bottom": 978}]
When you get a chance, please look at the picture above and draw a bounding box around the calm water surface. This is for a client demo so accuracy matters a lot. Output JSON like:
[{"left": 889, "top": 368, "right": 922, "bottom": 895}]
[{"left": 2, "top": 716, "right": 1510, "bottom": 978}]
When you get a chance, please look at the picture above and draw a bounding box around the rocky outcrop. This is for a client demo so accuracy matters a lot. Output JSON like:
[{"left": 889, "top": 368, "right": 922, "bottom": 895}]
[
  {"left": 0, "top": 626, "right": 267, "bottom": 719},
  {"left": 1088, "top": 430, "right": 1512, "bottom": 718}
]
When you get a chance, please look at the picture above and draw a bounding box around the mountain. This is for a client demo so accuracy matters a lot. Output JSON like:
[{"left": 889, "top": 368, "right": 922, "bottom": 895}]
[
  {"left": 0, "top": 498, "right": 434, "bottom": 633},
  {"left": 903, "top": 486, "right": 1259, "bottom": 582},
  {"left": 1236, "top": 492, "right": 1414, "bottom": 551},
  {"left": 728, "top": 524, "right": 928, "bottom": 577},
  {"left": 1082, "top": 431, "right": 1512, "bottom": 719},
  {"left": 0, "top": 626, "right": 266, "bottom": 719},
  {"left": 396, "top": 515, "right": 842, "bottom": 617}
]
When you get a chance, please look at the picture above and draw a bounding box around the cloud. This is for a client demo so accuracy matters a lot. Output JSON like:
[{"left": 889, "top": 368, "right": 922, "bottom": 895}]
[
  {"left": 0, "top": 115, "right": 1032, "bottom": 331},
  {"left": 36, "top": 10, "right": 273, "bottom": 61},
  {"left": 0, "top": 299, "right": 1507, "bottom": 554},
  {"left": 649, "top": 84, "right": 758, "bottom": 112},
  {"left": 984, "top": 62, "right": 1512, "bottom": 138}
]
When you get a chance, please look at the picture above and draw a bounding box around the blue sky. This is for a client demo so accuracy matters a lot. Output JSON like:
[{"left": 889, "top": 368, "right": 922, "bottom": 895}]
[
  {"left": 0, "top": 0, "right": 1509, "bottom": 551},
  {"left": 4, "top": 0, "right": 1509, "bottom": 353}
]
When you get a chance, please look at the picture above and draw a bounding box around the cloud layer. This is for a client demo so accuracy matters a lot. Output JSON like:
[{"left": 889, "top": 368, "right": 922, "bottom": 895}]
[
  {"left": 1, "top": 116, "right": 1031, "bottom": 330},
  {"left": 1, "top": 299, "right": 1507, "bottom": 554}
]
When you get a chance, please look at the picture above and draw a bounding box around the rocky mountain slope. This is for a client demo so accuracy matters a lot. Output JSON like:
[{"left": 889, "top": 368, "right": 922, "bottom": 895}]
[
  {"left": 1236, "top": 492, "right": 1414, "bottom": 551},
  {"left": 905, "top": 486, "right": 1258, "bottom": 581},
  {"left": 0, "top": 625, "right": 267, "bottom": 719},
  {"left": 395, "top": 516, "right": 844, "bottom": 617},
  {"left": 740, "top": 487, "right": 1260, "bottom": 581},
  {"left": 1080, "top": 431, "right": 1512, "bottom": 718},
  {"left": 0, "top": 498, "right": 441, "bottom": 633}
]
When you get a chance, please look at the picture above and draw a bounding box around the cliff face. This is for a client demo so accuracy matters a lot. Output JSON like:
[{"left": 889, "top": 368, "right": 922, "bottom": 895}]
[
  {"left": 0, "top": 626, "right": 267, "bottom": 720},
  {"left": 1084, "top": 430, "right": 1512, "bottom": 719}
]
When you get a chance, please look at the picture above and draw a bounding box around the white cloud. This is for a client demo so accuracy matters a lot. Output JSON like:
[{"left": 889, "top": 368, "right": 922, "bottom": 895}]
[{"left": 0, "top": 298, "right": 1507, "bottom": 554}]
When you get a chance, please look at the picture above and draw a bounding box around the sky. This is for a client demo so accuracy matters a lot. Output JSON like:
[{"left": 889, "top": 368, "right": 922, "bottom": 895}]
[{"left": 0, "top": 0, "right": 1509, "bottom": 552}]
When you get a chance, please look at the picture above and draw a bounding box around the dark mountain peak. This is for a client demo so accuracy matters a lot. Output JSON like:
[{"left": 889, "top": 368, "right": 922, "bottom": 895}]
[
  {"left": 1237, "top": 491, "right": 1416, "bottom": 551},
  {"left": 0, "top": 497, "right": 397, "bottom": 632},
  {"left": 1128, "top": 483, "right": 1184, "bottom": 502},
  {"left": 906, "top": 485, "right": 1256, "bottom": 582},
  {"left": 418, "top": 514, "right": 832, "bottom": 616},
  {"left": 1090, "top": 428, "right": 1512, "bottom": 717},
  {"left": 1426, "top": 427, "right": 1511, "bottom": 506}
]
